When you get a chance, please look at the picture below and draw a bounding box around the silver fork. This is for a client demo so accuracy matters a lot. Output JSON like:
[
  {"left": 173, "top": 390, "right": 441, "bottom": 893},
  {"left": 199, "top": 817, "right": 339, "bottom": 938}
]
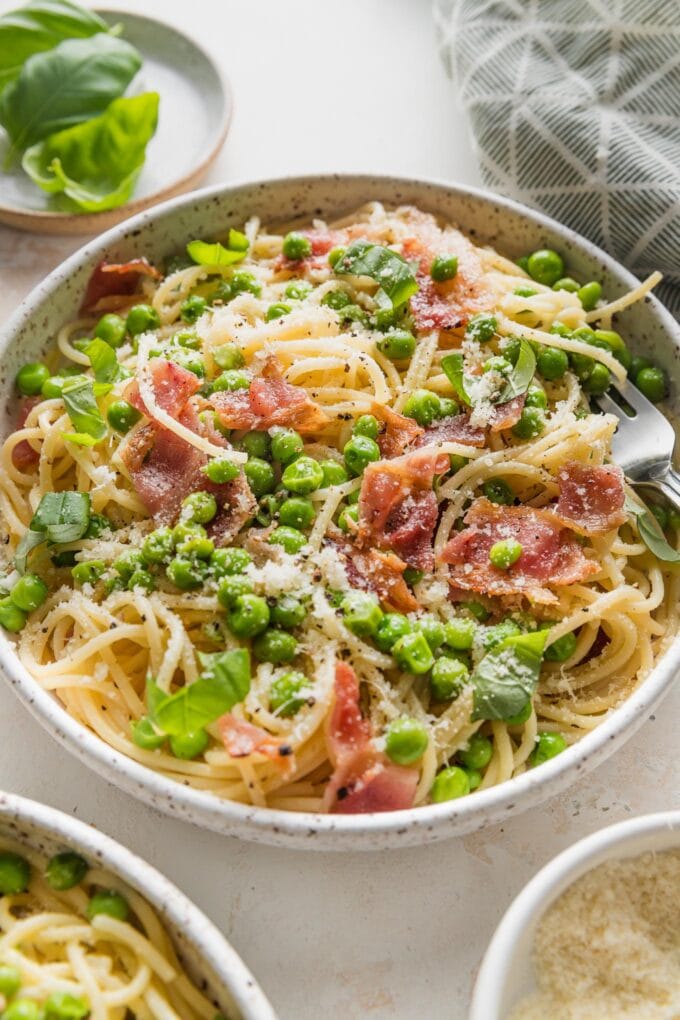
[{"left": 591, "top": 375, "right": 680, "bottom": 512}]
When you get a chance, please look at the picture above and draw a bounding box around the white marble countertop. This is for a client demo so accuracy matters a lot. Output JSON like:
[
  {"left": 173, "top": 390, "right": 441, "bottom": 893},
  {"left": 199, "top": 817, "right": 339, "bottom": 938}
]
[{"left": 0, "top": 2, "right": 678, "bottom": 1018}]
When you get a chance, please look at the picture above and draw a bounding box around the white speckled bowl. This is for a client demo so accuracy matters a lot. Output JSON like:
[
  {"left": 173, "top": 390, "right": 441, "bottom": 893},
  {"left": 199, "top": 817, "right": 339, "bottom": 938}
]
[
  {"left": 1, "top": 174, "right": 679, "bottom": 850},
  {"left": 470, "top": 810, "right": 680, "bottom": 1019},
  {"left": 0, "top": 791, "right": 277, "bottom": 1019}
]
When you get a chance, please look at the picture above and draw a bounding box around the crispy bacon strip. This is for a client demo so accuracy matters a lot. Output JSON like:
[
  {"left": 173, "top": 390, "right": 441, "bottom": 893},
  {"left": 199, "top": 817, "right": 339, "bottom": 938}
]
[
  {"left": 125, "top": 358, "right": 202, "bottom": 419},
  {"left": 488, "top": 393, "right": 526, "bottom": 433},
  {"left": 218, "top": 715, "right": 293, "bottom": 773},
  {"left": 81, "top": 258, "right": 161, "bottom": 314},
  {"left": 329, "top": 532, "right": 419, "bottom": 613},
  {"left": 211, "top": 356, "right": 329, "bottom": 434},
  {"left": 440, "top": 498, "right": 599, "bottom": 605},
  {"left": 11, "top": 396, "right": 41, "bottom": 470},
  {"left": 372, "top": 402, "right": 424, "bottom": 458},
  {"left": 554, "top": 462, "right": 626, "bottom": 536},
  {"left": 415, "top": 412, "right": 486, "bottom": 450}
]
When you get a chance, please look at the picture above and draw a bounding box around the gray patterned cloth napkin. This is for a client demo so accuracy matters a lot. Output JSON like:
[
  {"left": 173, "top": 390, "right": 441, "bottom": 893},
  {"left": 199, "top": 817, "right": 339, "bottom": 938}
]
[{"left": 434, "top": 0, "right": 680, "bottom": 317}]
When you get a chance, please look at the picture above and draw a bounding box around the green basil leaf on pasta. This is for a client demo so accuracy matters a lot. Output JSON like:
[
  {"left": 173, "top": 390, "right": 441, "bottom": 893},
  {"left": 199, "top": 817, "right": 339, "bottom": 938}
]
[
  {"left": 624, "top": 492, "right": 680, "bottom": 563},
  {"left": 62, "top": 431, "right": 98, "bottom": 446},
  {"left": 0, "top": 33, "right": 141, "bottom": 163},
  {"left": 14, "top": 528, "right": 47, "bottom": 574},
  {"left": 441, "top": 352, "right": 472, "bottom": 406},
  {"left": 0, "top": 0, "right": 110, "bottom": 95},
  {"left": 227, "top": 228, "right": 249, "bottom": 252},
  {"left": 15, "top": 490, "right": 91, "bottom": 571},
  {"left": 22, "top": 92, "right": 159, "bottom": 212},
  {"left": 471, "top": 629, "right": 547, "bottom": 721},
  {"left": 62, "top": 375, "right": 107, "bottom": 441},
  {"left": 496, "top": 338, "right": 536, "bottom": 403},
  {"left": 333, "top": 240, "right": 418, "bottom": 308},
  {"left": 147, "top": 649, "right": 251, "bottom": 736},
  {"left": 84, "top": 337, "right": 123, "bottom": 383},
  {"left": 187, "top": 238, "right": 249, "bottom": 267}
]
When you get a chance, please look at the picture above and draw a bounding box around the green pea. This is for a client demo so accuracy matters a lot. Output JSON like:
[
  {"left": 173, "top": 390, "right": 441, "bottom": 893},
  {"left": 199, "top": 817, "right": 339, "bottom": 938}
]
[
  {"left": 213, "top": 343, "right": 245, "bottom": 370},
  {"left": 431, "top": 766, "right": 470, "bottom": 802},
  {"left": 345, "top": 487, "right": 361, "bottom": 505},
  {"left": 107, "top": 399, "right": 142, "bottom": 435},
  {"left": 514, "top": 285, "right": 537, "bottom": 298},
  {"left": 536, "top": 346, "right": 568, "bottom": 382},
  {"left": 0, "top": 964, "right": 21, "bottom": 997},
  {"left": 253, "top": 628, "right": 298, "bottom": 664},
  {"left": 328, "top": 246, "right": 345, "bottom": 267},
  {"left": 211, "top": 369, "right": 250, "bottom": 392},
  {"left": 170, "top": 729, "right": 209, "bottom": 760},
  {"left": 0, "top": 853, "right": 30, "bottom": 894},
  {"left": 577, "top": 280, "right": 602, "bottom": 311},
  {"left": 44, "top": 990, "right": 90, "bottom": 1019},
  {"left": 216, "top": 574, "right": 254, "bottom": 608},
  {"left": 45, "top": 851, "right": 88, "bottom": 891},
  {"left": 489, "top": 538, "right": 523, "bottom": 570},
  {"left": 636, "top": 365, "right": 667, "bottom": 403},
  {"left": 180, "top": 294, "right": 207, "bottom": 324},
  {"left": 374, "top": 613, "right": 411, "bottom": 652},
  {"left": 272, "top": 594, "right": 307, "bottom": 629},
  {"left": 465, "top": 313, "right": 497, "bottom": 344},
  {"left": 439, "top": 397, "right": 459, "bottom": 418},
  {"left": 87, "top": 888, "right": 130, "bottom": 922},
  {"left": 16, "top": 362, "right": 50, "bottom": 396},
  {"left": 230, "top": 270, "right": 262, "bottom": 297},
  {"left": 481, "top": 478, "right": 514, "bottom": 505},
  {"left": 279, "top": 496, "right": 315, "bottom": 529},
  {"left": 244, "top": 457, "right": 276, "bottom": 498},
  {"left": 530, "top": 731, "right": 568, "bottom": 766},
  {"left": 545, "top": 631, "right": 577, "bottom": 662},
  {"left": 174, "top": 329, "right": 201, "bottom": 350},
  {"left": 569, "top": 352, "right": 595, "bottom": 381},
  {"left": 583, "top": 362, "right": 611, "bottom": 395},
  {"left": 385, "top": 717, "right": 429, "bottom": 765},
  {"left": 376, "top": 329, "right": 416, "bottom": 361},
  {"left": 340, "top": 591, "right": 383, "bottom": 637},
  {"left": 127, "top": 569, "right": 155, "bottom": 593},
  {"left": 270, "top": 671, "right": 311, "bottom": 716},
  {"left": 481, "top": 618, "right": 521, "bottom": 651},
  {"left": 166, "top": 557, "right": 206, "bottom": 590},
  {"left": 505, "top": 700, "right": 533, "bottom": 726},
  {"left": 337, "top": 505, "right": 359, "bottom": 532},
  {"left": 465, "top": 767, "right": 482, "bottom": 791},
  {"left": 320, "top": 460, "right": 348, "bottom": 487},
  {"left": 180, "top": 491, "right": 216, "bottom": 525},
  {"left": 141, "top": 528, "right": 174, "bottom": 566},
  {"left": 41, "top": 375, "right": 67, "bottom": 399},
  {"left": 430, "top": 656, "right": 469, "bottom": 701},
  {"left": 321, "top": 289, "right": 352, "bottom": 311},
  {"left": 402, "top": 389, "right": 441, "bottom": 427},
  {"left": 483, "top": 355, "right": 512, "bottom": 375},
  {"left": 417, "top": 615, "right": 446, "bottom": 651},
  {"left": 284, "top": 280, "right": 313, "bottom": 300},
  {"left": 459, "top": 734, "right": 493, "bottom": 770},
  {"left": 353, "top": 414, "right": 380, "bottom": 440},
  {"left": 269, "top": 526, "right": 307, "bottom": 554},
  {"left": 94, "top": 313, "right": 126, "bottom": 348},
  {"left": 526, "top": 249, "right": 564, "bottom": 287},
  {"left": 515, "top": 255, "right": 530, "bottom": 272},
  {"left": 126, "top": 304, "right": 160, "bottom": 336},
  {"left": 203, "top": 457, "right": 240, "bottom": 484},
  {"left": 2, "top": 1000, "right": 43, "bottom": 1020},
  {"left": 131, "top": 717, "right": 166, "bottom": 750},
  {"left": 282, "top": 231, "right": 312, "bottom": 260},
  {"left": 242, "top": 431, "right": 271, "bottom": 460},
  {"left": 0, "top": 598, "right": 27, "bottom": 633},
  {"left": 449, "top": 454, "right": 469, "bottom": 474},
  {"left": 343, "top": 436, "right": 381, "bottom": 477},
  {"left": 227, "top": 593, "right": 270, "bottom": 637},
  {"left": 525, "top": 385, "right": 548, "bottom": 409},
  {"left": 552, "top": 277, "right": 580, "bottom": 292},
  {"left": 392, "top": 631, "right": 434, "bottom": 675},
  {"left": 282, "top": 455, "right": 324, "bottom": 494},
  {"left": 266, "top": 303, "right": 292, "bottom": 322},
  {"left": 444, "top": 617, "right": 476, "bottom": 650},
  {"left": 512, "top": 407, "right": 545, "bottom": 440},
  {"left": 403, "top": 567, "right": 424, "bottom": 587},
  {"left": 430, "top": 254, "right": 458, "bottom": 282},
  {"left": 210, "top": 546, "right": 251, "bottom": 576},
  {"left": 11, "top": 573, "right": 48, "bottom": 612},
  {"left": 270, "top": 427, "right": 304, "bottom": 464}
]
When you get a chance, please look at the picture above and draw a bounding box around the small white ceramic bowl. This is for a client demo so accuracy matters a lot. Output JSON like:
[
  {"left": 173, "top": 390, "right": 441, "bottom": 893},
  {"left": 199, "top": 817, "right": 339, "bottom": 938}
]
[
  {"left": 470, "top": 811, "right": 680, "bottom": 1019},
  {"left": 0, "top": 791, "right": 277, "bottom": 1020},
  {"left": 1, "top": 174, "right": 679, "bottom": 850}
]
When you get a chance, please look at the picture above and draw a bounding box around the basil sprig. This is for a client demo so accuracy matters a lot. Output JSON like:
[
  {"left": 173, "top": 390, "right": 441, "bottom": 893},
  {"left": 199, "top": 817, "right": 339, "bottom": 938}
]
[
  {"left": 472, "top": 630, "right": 547, "bottom": 721},
  {"left": 15, "top": 490, "right": 91, "bottom": 572},
  {"left": 62, "top": 375, "right": 110, "bottom": 444},
  {"left": 187, "top": 229, "right": 249, "bottom": 268},
  {"left": 624, "top": 493, "right": 680, "bottom": 563},
  {"left": 334, "top": 240, "right": 418, "bottom": 309},
  {"left": 146, "top": 648, "right": 251, "bottom": 738},
  {"left": 84, "top": 337, "right": 124, "bottom": 383},
  {"left": 441, "top": 353, "right": 472, "bottom": 406},
  {"left": 497, "top": 338, "right": 536, "bottom": 403}
]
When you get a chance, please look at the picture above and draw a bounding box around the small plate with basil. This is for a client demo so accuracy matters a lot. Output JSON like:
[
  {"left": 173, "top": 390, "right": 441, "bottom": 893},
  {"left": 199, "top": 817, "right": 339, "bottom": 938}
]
[{"left": 0, "top": 0, "right": 232, "bottom": 234}]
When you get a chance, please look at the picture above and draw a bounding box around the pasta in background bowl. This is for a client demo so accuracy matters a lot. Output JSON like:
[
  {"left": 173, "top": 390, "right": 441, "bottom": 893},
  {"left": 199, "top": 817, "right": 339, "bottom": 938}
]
[
  {"left": 0, "top": 791, "right": 277, "bottom": 1019},
  {"left": 0, "top": 174, "right": 679, "bottom": 850}
]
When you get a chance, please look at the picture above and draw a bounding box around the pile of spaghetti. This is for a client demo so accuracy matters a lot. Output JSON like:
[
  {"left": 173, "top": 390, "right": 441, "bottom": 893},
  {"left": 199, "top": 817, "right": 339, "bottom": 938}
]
[
  {"left": 1, "top": 202, "right": 677, "bottom": 814},
  {"left": 0, "top": 840, "right": 219, "bottom": 1018}
]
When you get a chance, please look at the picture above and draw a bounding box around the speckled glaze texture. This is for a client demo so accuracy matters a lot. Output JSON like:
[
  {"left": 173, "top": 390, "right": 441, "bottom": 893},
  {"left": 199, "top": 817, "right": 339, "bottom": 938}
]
[
  {"left": 0, "top": 791, "right": 277, "bottom": 1020},
  {"left": 1, "top": 174, "right": 679, "bottom": 851},
  {"left": 470, "top": 810, "right": 680, "bottom": 1019}
]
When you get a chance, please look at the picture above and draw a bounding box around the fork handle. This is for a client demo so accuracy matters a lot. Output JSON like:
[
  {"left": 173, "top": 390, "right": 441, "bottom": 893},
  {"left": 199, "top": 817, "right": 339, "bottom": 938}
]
[{"left": 635, "top": 467, "right": 680, "bottom": 514}]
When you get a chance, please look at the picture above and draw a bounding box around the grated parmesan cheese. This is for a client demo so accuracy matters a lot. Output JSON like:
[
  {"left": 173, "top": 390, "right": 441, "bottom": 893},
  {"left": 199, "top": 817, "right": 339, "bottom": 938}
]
[{"left": 510, "top": 850, "right": 680, "bottom": 1020}]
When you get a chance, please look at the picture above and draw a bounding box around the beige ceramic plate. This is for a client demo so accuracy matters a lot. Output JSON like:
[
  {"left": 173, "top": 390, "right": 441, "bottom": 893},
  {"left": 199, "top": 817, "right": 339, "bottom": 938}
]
[{"left": 0, "top": 9, "right": 232, "bottom": 235}]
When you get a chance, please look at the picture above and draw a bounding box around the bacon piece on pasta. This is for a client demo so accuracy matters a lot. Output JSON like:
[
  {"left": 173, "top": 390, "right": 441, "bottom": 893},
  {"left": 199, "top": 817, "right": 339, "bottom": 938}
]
[
  {"left": 554, "top": 462, "right": 626, "bottom": 536},
  {"left": 323, "top": 662, "right": 418, "bottom": 814},
  {"left": 330, "top": 533, "right": 419, "bottom": 613},
  {"left": 218, "top": 714, "right": 293, "bottom": 764},
  {"left": 439, "top": 498, "right": 599, "bottom": 605},
  {"left": 81, "top": 258, "right": 161, "bottom": 314},
  {"left": 125, "top": 358, "right": 202, "bottom": 419},
  {"left": 488, "top": 393, "right": 526, "bottom": 433},
  {"left": 11, "top": 396, "right": 41, "bottom": 470},
  {"left": 415, "top": 412, "right": 486, "bottom": 450},
  {"left": 372, "top": 402, "right": 424, "bottom": 458},
  {"left": 358, "top": 448, "right": 449, "bottom": 570},
  {"left": 211, "top": 356, "right": 329, "bottom": 434}
]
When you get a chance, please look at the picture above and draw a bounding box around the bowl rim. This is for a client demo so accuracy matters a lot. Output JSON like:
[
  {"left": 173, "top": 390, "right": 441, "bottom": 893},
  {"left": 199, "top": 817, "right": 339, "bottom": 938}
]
[
  {"left": 469, "top": 809, "right": 680, "bottom": 1019},
  {"left": 2, "top": 170, "right": 680, "bottom": 849},
  {"left": 0, "top": 789, "right": 278, "bottom": 1019}
]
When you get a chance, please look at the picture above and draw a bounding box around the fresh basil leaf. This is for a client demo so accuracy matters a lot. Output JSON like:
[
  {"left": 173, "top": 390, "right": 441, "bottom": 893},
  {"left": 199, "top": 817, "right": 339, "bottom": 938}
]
[
  {"left": 624, "top": 492, "right": 680, "bottom": 563},
  {"left": 14, "top": 528, "right": 47, "bottom": 574},
  {"left": 0, "top": 34, "right": 141, "bottom": 163},
  {"left": 227, "top": 228, "right": 249, "bottom": 252},
  {"left": 83, "top": 337, "right": 121, "bottom": 383},
  {"left": 441, "top": 352, "right": 472, "bottom": 406},
  {"left": 496, "top": 338, "right": 536, "bottom": 404},
  {"left": 147, "top": 649, "right": 251, "bottom": 736},
  {"left": 334, "top": 240, "right": 418, "bottom": 308},
  {"left": 62, "top": 431, "right": 98, "bottom": 446},
  {"left": 62, "top": 375, "right": 107, "bottom": 441},
  {"left": 15, "top": 490, "right": 91, "bottom": 571},
  {"left": 187, "top": 238, "right": 249, "bottom": 267},
  {"left": 472, "top": 630, "right": 547, "bottom": 721},
  {"left": 22, "top": 92, "right": 159, "bottom": 212},
  {"left": 0, "top": 0, "right": 109, "bottom": 94}
]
